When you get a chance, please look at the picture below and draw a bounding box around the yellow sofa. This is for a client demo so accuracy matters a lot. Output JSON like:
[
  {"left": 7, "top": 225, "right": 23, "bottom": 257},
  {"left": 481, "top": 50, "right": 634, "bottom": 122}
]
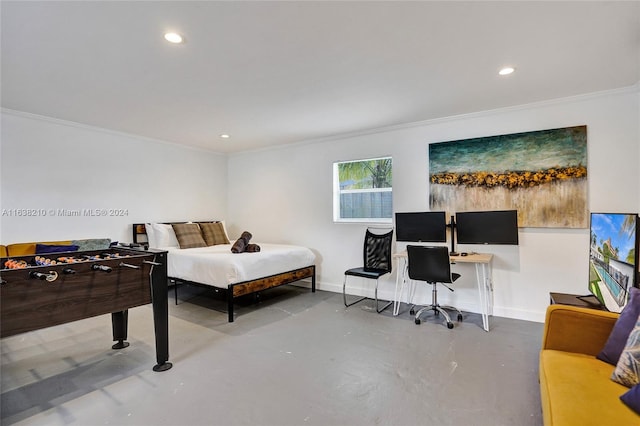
[
  {"left": 539, "top": 305, "right": 639, "bottom": 425},
  {"left": 1, "top": 241, "right": 73, "bottom": 258}
]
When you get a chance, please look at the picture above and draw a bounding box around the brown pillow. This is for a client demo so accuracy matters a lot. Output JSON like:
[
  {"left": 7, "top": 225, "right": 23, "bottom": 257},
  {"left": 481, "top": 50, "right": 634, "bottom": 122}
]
[
  {"left": 172, "top": 223, "right": 206, "bottom": 249},
  {"left": 198, "top": 222, "right": 230, "bottom": 246}
]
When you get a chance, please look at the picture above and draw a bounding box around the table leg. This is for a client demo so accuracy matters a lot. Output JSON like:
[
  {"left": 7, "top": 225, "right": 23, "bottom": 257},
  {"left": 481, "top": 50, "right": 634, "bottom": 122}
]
[
  {"left": 393, "top": 258, "right": 407, "bottom": 316},
  {"left": 485, "top": 263, "right": 493, "bottom": 317},
  {"left": 150, "top": 252, "right": 172, "bottom": 371},
  {"left": 111, "top": 310, "right": 130, "bottom": 349},
  {"left": 474, "top": 263, "right": 493, "bottom": 332}
]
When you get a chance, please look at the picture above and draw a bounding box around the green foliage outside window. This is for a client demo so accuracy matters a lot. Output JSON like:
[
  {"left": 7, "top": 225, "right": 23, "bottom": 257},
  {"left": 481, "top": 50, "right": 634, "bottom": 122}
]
[
  {"left": 338, "top": 158, "right": 392, "bottom": 189},
  {"left": 334, "top": 157, "right": 393, "bottom": 222}
]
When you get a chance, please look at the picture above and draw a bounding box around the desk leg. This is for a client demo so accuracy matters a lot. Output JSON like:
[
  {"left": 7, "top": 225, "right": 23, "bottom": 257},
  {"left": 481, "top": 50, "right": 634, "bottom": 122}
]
[
  {"left": 393, "top": 258, "right": 407, "bottom": 316},
  {"left": 474, "top": 263, "right": 492, "bottom": 332},
  {"left": 485, "top": 263, "right": 493, "bottom": 317}
]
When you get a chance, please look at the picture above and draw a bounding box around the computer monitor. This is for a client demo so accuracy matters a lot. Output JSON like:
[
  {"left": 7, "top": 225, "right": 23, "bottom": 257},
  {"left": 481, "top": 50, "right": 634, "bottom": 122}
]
[
  {"left": 588, "top": 212, "right": 639, "bottom": 313},
  {"left": 395, "top": 211, "right": 447, "bottom": 242},
  {"left": 455, "top": 210, "right": 519, "bottom": 245}
]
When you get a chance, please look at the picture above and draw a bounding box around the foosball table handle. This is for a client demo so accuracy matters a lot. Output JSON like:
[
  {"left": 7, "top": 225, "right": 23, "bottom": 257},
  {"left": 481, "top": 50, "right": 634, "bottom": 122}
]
[
  {"left": 91, "top": 264, "right": 112, "bottom": 273},
  {"left": 119, "top": 262, "right": 141, "bottom": 269}
]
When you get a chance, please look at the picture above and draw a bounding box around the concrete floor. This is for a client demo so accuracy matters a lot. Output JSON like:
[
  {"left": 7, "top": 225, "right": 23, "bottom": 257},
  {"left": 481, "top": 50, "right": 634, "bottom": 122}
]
[{"left": 1, "top": 286, "right": 544, "bottom": 426}]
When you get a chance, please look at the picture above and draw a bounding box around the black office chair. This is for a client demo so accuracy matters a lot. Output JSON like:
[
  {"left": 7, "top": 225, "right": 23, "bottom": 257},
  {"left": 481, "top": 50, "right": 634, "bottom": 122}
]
[
  {"left": 406, "top": 245, "right": 463, "bottom": 329},
  {"left": 343, "top": 229, "right": 394, "bottom": 313}
]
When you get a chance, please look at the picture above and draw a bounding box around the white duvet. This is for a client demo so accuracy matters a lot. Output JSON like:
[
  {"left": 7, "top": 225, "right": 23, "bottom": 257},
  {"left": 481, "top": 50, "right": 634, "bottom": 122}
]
[{"left": 161, "top": 243, "right": 315, "bottom": 288}]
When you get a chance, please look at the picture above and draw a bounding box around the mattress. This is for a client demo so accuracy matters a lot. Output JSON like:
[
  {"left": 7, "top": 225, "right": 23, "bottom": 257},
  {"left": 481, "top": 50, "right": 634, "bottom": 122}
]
[{"left": 162, "top": 243, "right": 315, "bottom": 288}]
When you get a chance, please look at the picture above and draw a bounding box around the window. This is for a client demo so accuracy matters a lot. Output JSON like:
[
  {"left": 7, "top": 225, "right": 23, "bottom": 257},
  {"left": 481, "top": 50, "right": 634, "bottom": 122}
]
[{"left": 333, "top": 157, "right": 393, "bottom": 223}]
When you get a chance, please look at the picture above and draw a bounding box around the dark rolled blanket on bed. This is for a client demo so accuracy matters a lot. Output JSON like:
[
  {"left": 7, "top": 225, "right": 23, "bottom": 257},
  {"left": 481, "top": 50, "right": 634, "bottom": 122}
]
[
  {"left": 245, "top": 243, "right": 261, "bottom": 253},
  {"left": 231, "top": 231, "right": 260, "bottom": 253}
]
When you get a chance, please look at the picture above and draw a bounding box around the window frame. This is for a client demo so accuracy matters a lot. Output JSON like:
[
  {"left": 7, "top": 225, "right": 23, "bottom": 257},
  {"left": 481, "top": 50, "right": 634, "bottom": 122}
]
[{"left": 332, "top": 156, "right": 393, "bottom": 224}]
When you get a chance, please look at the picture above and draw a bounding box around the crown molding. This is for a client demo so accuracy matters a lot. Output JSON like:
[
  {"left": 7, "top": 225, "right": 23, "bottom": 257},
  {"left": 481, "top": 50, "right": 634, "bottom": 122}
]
[
  {"left": 0, "top": 108, "right": 227, "bottom": 157},
  {"left": 230, "top": 83, "right": 640, "bottom": 156}
]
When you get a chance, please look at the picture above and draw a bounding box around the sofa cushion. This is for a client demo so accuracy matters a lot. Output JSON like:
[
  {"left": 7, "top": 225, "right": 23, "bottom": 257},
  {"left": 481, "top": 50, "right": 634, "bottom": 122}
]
[
  {"left": 539, "top": 350, "right": 638, "bottom": 425},
  {"left": 72, "top": 238, "right": 111, "bottom": 251},
  {"left": 35, "top": 243, "right": 79, "bottom": 254},
  {"left": 621, "top": 384, "right": 640, "bottom": 414},
  {"left": 598, "top": 287, "right": 640, "bottom": 365},
  {"left": 611, "top": 317, "right": 640, "bottom": 387},
  {"left": 7, "top": 241, "right": 72, "bottom": 256}
]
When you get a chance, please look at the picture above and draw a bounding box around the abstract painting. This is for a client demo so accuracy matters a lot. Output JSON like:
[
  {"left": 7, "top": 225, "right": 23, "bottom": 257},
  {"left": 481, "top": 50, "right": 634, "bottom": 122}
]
[{"left": 429, "top": 125, "right": 588, "bottom": 228}]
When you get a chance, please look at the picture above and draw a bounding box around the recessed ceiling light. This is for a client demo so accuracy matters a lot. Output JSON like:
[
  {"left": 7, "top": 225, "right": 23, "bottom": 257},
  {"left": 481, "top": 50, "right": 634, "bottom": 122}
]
[
  {"left": 220, "top": 134, "right": 230, "bottom": 139},
  {"left": 164, "top": 32, "right": 183, "bottom": 44},
  {"left": 499, "top": 67, "right": 515, "bottom": 76}
]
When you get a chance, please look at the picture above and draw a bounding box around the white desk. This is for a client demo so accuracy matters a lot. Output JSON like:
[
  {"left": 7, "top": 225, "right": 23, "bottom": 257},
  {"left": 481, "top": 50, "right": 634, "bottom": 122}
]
[{"left": 392, "top": 251, "right": 494, "bottom": 331}]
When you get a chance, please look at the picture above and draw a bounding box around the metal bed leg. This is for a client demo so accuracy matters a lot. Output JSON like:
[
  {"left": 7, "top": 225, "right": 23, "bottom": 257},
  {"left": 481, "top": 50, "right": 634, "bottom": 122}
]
[{"left": 227, "top": 290, "right": 235, "bottom": 323}]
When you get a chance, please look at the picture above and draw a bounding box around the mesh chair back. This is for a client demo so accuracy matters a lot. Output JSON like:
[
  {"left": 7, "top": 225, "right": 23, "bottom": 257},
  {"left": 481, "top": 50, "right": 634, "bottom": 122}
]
[
  {"left": 363, "top": 229, "right": 393, "bottom": 273},
  {"left": 407, "top": 245, "right": 453, "bottom": 283}
]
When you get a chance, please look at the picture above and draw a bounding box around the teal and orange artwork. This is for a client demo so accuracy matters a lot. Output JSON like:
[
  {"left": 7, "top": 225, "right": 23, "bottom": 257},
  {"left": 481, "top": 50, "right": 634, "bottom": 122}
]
[{"left": 429, "top": 126, "right": 588, "bottom": 228}]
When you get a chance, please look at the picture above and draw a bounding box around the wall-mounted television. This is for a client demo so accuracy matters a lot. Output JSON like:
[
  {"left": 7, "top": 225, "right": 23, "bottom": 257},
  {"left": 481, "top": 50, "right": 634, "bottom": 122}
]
[
  {"left": 588, "top": 212, "right": 639, "bottom": 313},
  {"left": 455, "top": 210, "right": 519, "bottom": 245},
  {"left": 395, "top": 211, "right": 446, "bottom": 242}
]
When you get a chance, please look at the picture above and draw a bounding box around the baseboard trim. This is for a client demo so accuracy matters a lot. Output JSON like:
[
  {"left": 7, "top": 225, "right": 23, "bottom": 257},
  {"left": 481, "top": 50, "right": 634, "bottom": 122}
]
[{"left": 304, "top": 280, "right": 545, "bottom": 323}]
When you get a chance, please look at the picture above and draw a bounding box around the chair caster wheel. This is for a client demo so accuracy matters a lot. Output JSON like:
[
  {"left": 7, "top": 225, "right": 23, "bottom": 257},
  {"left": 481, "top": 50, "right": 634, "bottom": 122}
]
[
  {"left": 447, "top": 322, "right": 454, "bottom": 329},
  {"left": 457, "top": 314, "right": 463, "bottom": 321},
  {"left": 415, "top": 318, "right": 421, "bottom": 325},
  {"left": 409, "top": 309, "right": 415, "bottom": 315}
]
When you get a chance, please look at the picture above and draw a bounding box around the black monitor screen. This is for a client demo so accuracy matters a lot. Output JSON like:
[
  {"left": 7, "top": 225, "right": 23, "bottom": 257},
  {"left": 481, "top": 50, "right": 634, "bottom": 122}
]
[
  {"left": 455, "top": 210, "right": 519, "bottom": 245},
  {"left": 395, "top": 211, "right": 446, "bottom": 242}
]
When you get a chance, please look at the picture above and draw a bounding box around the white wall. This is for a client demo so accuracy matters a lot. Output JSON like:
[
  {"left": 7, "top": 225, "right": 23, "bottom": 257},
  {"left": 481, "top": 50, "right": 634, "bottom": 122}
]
[
  {"left": 3, "top": 87, "right": 637, "bottom": 323},
  {"left": 1, "top": 110, "right": 228, "bottom": 243},
  {"left": 227, "top": 86, "right": 640, "bottom": 323}
]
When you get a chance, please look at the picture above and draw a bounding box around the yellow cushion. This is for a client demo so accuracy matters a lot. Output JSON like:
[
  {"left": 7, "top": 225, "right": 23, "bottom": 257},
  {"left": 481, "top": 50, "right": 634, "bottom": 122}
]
[
  {"left": 540, "top": 349, "right": 639, "bottom": 425},
  {"left": 0, "top": 245, "right": 7, "bottom": 257},
  {"left": 6, "top": 241, "right": 72, "bottom": 257}
]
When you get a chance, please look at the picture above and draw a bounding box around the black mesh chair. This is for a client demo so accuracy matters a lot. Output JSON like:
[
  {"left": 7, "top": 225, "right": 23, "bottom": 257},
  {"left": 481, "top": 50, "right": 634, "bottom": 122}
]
[
  {"left": 343, "top": 229, "right": 394, "bottom": 313},
  {"left": 407, "top": 245, "right": 463, "bottom": 329}
]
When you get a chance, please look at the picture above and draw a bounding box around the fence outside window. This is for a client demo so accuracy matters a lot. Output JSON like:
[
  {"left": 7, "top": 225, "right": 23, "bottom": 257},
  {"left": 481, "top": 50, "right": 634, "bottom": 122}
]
[{"left": 333, "top": 157, "right": 392, "bottom": 223}]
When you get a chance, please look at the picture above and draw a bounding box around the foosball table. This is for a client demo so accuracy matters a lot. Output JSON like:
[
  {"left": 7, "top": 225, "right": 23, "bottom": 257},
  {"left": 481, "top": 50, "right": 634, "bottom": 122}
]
[{"left": 0, "top": 246, "right": 172, "bottom": 371}]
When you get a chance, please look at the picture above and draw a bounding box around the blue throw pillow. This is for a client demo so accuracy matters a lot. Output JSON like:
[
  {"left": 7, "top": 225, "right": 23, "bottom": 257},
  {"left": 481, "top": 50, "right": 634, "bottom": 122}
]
[
  {"left": 620, "top": 384, "right": 640, "bottom": 415},
  {"left": 35, "top": 244, "right": 79, "bottom": 254},
  {"left": 598, "top": 287, "right": 640, "bottom": 365}
]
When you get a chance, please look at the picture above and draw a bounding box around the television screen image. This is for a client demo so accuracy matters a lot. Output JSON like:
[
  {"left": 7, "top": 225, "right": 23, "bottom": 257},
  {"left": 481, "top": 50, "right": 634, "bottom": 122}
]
[
  {"left": 589, "top": 212, "right": 639, "bottom": 313},
  {"left": 395, "top": 211, "right": 446, "bottom": 242},
  {"left": 455, "top": 210, "right": 519, "bottom": 245}
]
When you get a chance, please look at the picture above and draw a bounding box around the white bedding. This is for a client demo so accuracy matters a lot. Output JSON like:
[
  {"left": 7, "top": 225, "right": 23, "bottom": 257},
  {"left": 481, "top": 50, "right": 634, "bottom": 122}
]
[{"left": 162, "top": 243, "right": 315, "bottom": 288}]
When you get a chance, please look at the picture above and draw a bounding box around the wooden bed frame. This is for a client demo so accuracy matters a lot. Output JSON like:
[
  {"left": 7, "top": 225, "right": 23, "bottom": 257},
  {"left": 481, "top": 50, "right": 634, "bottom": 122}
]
[{"left": 132, "top": 223, "right": 316, "bottom": 322}]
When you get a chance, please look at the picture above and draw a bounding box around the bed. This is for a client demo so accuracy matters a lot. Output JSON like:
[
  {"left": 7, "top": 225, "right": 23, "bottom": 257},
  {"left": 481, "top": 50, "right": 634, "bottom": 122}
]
[{"left": 133, "top": 223, "right": 316, "bottom": 322}]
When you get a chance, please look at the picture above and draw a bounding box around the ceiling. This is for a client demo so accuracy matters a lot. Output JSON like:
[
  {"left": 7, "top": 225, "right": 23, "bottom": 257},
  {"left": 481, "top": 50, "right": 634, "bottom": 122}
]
[{"left": 2, "top": 1, "right": 639, "bottom": 154}]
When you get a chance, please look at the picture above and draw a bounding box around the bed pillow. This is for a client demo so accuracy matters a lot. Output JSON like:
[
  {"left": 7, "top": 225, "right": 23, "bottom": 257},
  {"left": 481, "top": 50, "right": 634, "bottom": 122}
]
[
  {"left": 147, "top": 223, "right": 180, "bottom": 249},
  {"left": 598, "top": 287, "right": 640, "bottom": 365},
  {"left": 172, "top": 223, "right": 206, "bottom": 249},
  {"left": 145, "top": 223, "right": 157, "bottom": 247},
  {"left": 611, "top": 316, "right": 640, "bottom": 388},
  {"left": 199, "top": 222, "right": 230, "bottom": 245},
  {"left": 35, "top": 243, "right": 79, "bottom": 254}
]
